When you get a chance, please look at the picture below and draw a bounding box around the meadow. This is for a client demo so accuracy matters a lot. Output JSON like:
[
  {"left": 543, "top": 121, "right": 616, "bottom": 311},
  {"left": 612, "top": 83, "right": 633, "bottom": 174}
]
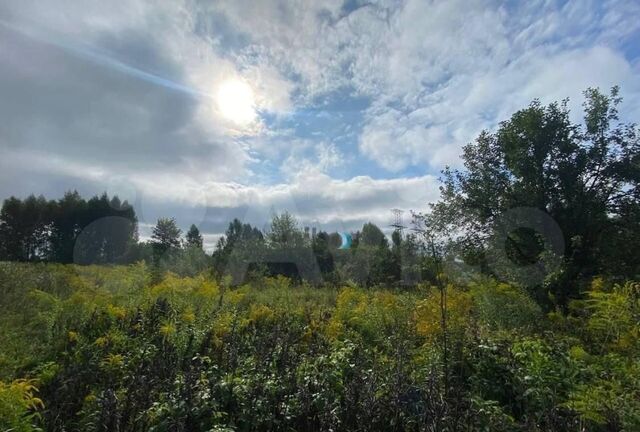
[{"left": 1, "top": 262, "right": 639, "bottom": 431}]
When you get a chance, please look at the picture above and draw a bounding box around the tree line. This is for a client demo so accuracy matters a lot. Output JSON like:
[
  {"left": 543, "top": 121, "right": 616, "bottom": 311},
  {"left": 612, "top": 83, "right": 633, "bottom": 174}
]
[
  {"left": 0, "top": 192, "right": 137, "bottom": 264},
  {"left": 0, "top": 192, "right": 423, "bottom": 286}
]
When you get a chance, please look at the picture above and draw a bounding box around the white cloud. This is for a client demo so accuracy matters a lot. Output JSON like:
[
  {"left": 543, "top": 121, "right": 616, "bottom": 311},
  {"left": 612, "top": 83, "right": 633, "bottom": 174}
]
[
  {"left": 117, "top": 166, "right": 440, "bottom": 233},
  {"left": 359, "top": 44, "right": 640, "bottom": 171},
  {"left": 280, "top": 141, "right": 345, "bottom": 179},
  {"left": 352, "top": 0, "right": 640, "bottom": 171},
  {"left": 1, "top": 0, "right": 639, "bottom": 238}
]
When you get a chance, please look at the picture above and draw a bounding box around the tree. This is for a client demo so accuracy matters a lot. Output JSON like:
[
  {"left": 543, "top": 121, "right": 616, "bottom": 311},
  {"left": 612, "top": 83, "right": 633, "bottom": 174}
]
[
  {"left": 334, "top": 222, "right": 400, "bottom": 287},
  {"left": 0, "top": 196, "right": 50, "bottom": 261},
  {"left": 391, "top": 230, "right": 424, "bottom": 286},
  {"left": 151, "top": 218, "right": 182, "bottom": 257},
  {"left": 50, "top": 191, "right": 86, "bottom": 263},
  {"left": 74, "top": 193, "right": 137, "bottom": 264},
  {"left": 426, "top": 87, "right": 639, "bottom": 305},
  {"left": 185, "top": 224, "right": 203, "bottom": 250},
  {"left": 212, "top": 219, "right": 264, "bottom": 274},
  {"left": 267, "top": 211, "right": 304, "bottom": 248},
  {"left": 0, "top": 197, "right": 26, "bottom": 261},
  {"left": 265, "top": 212, "right": 319, "bottom": 281},
  {"left": 360, "top": 222, "right": 388, "bottom": 248},
  {"left": 312, "top": 231, "right": 335, "bottom": 279},
  {"left": 0, "top": 191, "right": 138, "bottom": 264}
]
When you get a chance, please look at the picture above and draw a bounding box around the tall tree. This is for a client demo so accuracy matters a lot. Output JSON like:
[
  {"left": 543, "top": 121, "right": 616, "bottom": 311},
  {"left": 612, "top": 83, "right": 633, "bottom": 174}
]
[
  {"left": 185, "top": 224, "right": 204, "bottom": 250},
  {"left": 213, "top": 219, "right": 264, "bottom": 272},
  {"left": 335, "top": 222, "right": 399, "bottom": 287},
  {"left": 151, "top": 218, "right": 182, "bottom": 257},
  {"left": 0, "top": 196, "right": 52, "bottom": 261},
  {"left": 106, "top": 196, "right": 138, "bottom": 262},
  {"left": 360, "top": 222, "right": 388, "bottom": 248},
  {"left": 0, "top": 191, "right": 137, "bottom": 264},
  {"left": 0, "top": 197, "right": 26, "bottom": 261},
  {"left": 267, "top": 211, "right": 304, "bottom": 248},
  {"left": 265, "top": 212, "right": 318, "bottom": 281},
  {"left": 425, "top": 87, "right": 639, "bottom": 304},
  {"left": 312, "top": 231, "right": 335, "bottom": 278},
  {"left": 74, "top": 193, "right": 137, "bottom": 264},
  {"left": 50, "top": 191, "right": 86, "bottom": 263}
]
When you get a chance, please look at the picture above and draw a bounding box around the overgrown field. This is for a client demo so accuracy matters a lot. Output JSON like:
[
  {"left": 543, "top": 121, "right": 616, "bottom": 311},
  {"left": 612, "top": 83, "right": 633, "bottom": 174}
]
[{"left": 1, "top": 262, "right": 639, "bottom": 431}]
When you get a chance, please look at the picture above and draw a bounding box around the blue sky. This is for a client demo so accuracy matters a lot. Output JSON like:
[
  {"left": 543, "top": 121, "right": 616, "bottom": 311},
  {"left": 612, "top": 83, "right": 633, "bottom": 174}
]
[{"left": 1, "top": 0, "right": 639, "bottom": 249}]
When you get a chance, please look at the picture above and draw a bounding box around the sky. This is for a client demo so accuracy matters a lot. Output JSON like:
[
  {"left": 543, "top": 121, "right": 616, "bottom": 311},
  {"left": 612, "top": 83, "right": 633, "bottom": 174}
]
[{"left": 1, "top": 0, "right": 639, "bottom": 250}]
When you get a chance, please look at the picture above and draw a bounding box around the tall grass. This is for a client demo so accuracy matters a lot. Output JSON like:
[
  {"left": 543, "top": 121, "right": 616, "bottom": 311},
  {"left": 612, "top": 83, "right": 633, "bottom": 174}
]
[{"left": 0, "top": 262, "right": 638, "bottom": 431}]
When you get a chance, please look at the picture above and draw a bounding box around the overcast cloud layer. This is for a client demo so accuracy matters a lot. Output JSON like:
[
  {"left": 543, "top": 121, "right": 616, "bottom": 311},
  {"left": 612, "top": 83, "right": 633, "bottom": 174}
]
[{"left": 1, "top": 0, "right": 639, "bottom": 250}]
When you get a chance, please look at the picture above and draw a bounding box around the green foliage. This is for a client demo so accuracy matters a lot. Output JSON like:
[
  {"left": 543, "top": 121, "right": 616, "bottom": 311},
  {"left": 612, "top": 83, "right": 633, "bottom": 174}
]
[
  {"left": 0, "top": 379, "right": 43, "bottom": 432},
  {"left": 267, "top": 211, "right": 303, "bottom": 248},
  {"left": 359, "top": 222, "right": 388, "bottom": 248},
  {"left": 427, "top": 87, "right": 640, "bottom": 304},
  {"left": 0, "top": 263, "right": 639, "bottom": 431},
  {"left": 151, "top": 217, "right": 182, "bottom": 255},
  {"left": 185, "top": 224, "right": 204, "bottom": 250},
  {"left": 0, "top": 191, "right": 138, "bottom": 264},
  {"left": 567, "top": 355, "right": 640, "bottom": 430},
  {"left": 584, "top": 281, "right": 640, "bottom": 354},
  {"left": 470, "top": 279, "right": 543, "bottom": 332}
]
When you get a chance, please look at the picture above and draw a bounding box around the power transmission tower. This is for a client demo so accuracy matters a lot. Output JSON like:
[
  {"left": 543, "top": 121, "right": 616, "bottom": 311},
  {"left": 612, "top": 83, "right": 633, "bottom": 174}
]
[{"left": 390, "top": 208, "right": 406, "bottom": 238}]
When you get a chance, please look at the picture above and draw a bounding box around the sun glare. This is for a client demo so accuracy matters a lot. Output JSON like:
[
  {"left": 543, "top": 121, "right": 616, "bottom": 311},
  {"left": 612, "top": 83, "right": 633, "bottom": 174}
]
[{"left": 216, "top": 79, "right": 256, "bottom": 125}]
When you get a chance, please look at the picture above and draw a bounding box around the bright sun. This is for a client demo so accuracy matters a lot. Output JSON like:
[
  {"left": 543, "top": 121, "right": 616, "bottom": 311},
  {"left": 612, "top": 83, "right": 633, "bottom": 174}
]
[{"left": 216, "top": 79, "right": 256, "bottom": 125}]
